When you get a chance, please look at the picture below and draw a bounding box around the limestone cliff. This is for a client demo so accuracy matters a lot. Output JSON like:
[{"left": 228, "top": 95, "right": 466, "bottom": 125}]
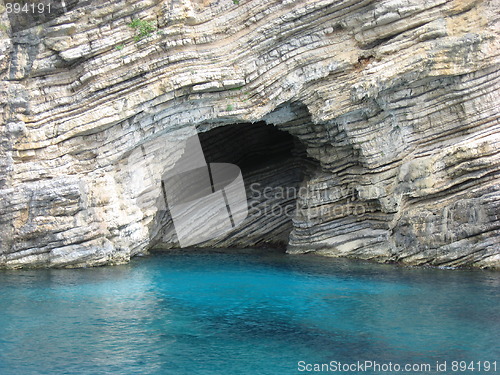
[{"left": 0, "top": 0, "right": 498, "bottom": 268}]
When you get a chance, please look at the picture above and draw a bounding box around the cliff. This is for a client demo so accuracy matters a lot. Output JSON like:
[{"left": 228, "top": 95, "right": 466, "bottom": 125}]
[{"left": 0, "top": 0, "right": 499, "bottom": 268}]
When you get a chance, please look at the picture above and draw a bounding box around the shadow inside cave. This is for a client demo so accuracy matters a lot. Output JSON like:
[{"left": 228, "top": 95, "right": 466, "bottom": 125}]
[{"left": 151, "top": 120, "right": 319, "bottom": 251}]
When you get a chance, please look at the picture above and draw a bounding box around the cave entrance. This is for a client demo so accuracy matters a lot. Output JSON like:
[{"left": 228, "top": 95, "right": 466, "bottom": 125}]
[{"left": 154, "top": 121, "right": 318, "bottom": 250}]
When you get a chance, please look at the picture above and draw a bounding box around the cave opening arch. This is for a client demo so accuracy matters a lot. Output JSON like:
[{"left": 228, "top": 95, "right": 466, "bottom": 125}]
[{"left": 149, "top": 112, "right": 320, "bottom": 251}]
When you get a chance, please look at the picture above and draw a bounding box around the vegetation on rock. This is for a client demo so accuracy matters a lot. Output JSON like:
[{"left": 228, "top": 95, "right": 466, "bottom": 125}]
[{"left": 129, "top": 19, "right": 156, "bottom": 42}]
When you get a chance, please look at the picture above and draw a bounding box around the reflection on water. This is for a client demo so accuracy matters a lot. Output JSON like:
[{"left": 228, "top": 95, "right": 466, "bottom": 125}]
[{"left": 0, "top": 250, "right": 499, "bottom": 375}]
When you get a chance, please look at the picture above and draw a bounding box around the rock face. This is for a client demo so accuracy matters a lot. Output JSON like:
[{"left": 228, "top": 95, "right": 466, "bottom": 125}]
[{"left": 0, "top": 0, "right": 498, "bottom": 268}]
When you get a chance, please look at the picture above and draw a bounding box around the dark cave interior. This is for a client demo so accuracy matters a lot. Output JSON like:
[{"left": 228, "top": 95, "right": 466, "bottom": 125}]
[{"left": 154, "top": 121, "right": 319, "bottom": 249}]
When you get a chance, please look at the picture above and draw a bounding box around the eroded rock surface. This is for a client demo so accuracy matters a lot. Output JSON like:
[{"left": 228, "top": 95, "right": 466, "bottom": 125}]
[{"left": 0, "top": 0, "right": 498, "bottom": 268}]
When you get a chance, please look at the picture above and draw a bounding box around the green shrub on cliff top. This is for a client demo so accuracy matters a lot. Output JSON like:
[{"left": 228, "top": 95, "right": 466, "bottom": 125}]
[{"left": 129, "top": 19, "right": 156, "bottom": 42}]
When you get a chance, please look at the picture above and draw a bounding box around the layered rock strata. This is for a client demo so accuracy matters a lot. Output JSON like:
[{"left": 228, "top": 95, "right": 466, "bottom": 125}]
[{"left": 0, "top": 0, "right": 498, "bottom": 268}]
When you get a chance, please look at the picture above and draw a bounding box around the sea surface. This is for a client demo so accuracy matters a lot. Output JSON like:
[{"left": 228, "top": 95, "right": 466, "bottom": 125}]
[{"left": 0, "top": 250, "right": 498, "bottom": 375}]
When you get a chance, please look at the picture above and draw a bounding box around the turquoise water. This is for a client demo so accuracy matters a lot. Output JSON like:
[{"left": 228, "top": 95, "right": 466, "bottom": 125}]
[{"left": 0, "top": 250, "right": 498, "bottom": 375}]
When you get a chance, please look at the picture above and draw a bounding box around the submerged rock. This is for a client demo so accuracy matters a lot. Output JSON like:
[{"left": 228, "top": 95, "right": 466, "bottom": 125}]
[{"left": 0, "top": 0, "right": 498, "bottom": 268}]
